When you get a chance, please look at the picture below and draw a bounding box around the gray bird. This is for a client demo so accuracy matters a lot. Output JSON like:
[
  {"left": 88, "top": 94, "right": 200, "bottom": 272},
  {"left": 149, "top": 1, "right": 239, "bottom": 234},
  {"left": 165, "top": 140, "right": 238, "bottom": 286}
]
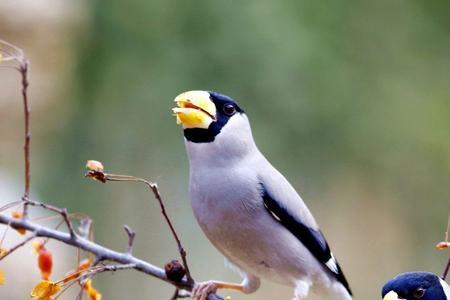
[{"left": 173, "top": 90, "right": 352, "bottom": 300}]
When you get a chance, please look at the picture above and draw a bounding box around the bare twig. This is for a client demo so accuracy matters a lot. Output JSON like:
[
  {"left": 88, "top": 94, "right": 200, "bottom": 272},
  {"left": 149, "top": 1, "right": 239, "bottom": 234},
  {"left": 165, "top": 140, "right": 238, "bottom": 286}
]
[
  {"left": 88, "top": 263, "right": 137, "bottom": 274},
  {"left": 0, "top": 40, "right": 30, "bottom": 217},
  {"left": 440, "top": 208, "right": 450, "bottom": 280},
  {"left": 0, "top": 231, "right": 37, "bottom": 261},
  {"left": 0, "top": 200, "right": 23, "bottom": 213},
  {"left": 0, "top": 213, "right": 223, "bottom": 300},
  {"left": 442, "top": 257, "right": 450, "bottom": 280},
  {"left": 20, "top": 60, "right": 31, "bottom": 218},
  {"left": 0, "top": 40, "right": 224, "bottom": 300},
  {"left": 123, "top": 224, "right": 136, "bottom": 255},
  {"left": 61, "top": 208, "right": 76, "bottom": 238},
  {"left": 23, "top": 199, "right": 77, "bottom": 238},
  {"left": 146, "top": 181, "right": 193, "bottom": 283},
  {"left": 171, "top": 288, "right": 180, "bottom": 300},
  {"left": 95, "top": 173, "right": 194, "bottom": 283}
]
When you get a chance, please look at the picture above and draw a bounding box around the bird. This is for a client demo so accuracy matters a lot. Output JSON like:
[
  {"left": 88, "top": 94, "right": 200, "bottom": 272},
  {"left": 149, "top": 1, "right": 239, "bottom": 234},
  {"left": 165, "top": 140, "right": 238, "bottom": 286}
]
[
  {"left": 172, "top": 90, "right": 352, "bottom": 300},
  {"left": 382, "top": 272, "right": 450, "bottom": 300}
]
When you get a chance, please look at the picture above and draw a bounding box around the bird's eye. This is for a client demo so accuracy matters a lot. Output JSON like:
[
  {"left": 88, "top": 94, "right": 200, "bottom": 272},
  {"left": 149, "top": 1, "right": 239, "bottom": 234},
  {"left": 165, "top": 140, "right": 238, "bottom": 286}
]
[
  {"left": 413, "top": 288, "right": 426, "bottom": 299},
  {"left": 223, "top": 104, "right": 236, "bottom": 116}
]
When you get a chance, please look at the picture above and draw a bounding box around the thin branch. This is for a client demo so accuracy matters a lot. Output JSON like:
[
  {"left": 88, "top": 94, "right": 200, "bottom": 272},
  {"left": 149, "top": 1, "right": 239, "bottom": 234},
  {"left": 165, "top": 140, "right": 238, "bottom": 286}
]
[
  {"left": 103, "top": 174, "right": 193, "bottom": 283},
  {"left": 0, "top": 213, "right": 223, "bottom": 300},
  {"left": 0, "top": 40, "right": 30, "bottom": 217},
  {"left": 440, "top": 207, "right": 450, "bottom": 280},
  {"left": 0, "top": 231, "right": 37, "bottom": 260},
  {"left": 123, "top": 224, "right": 136, "bottom": 255},
  {"left": 20, "top": 60, "right": 31, "bottom": 219},
  {"left": 23, "top": 199, "right": 77, "bottom": 238},
  {"left": 61, "top": 208, "right": 76, "bottom": 238},
  {"left": 442, "top": 257, "right": 450, "bottom": 280},
  {"left": 0, "top": 40, "right": 223, "bottom": 300},
  {"left": 89, "top": 263, "right": 137, "bottom": 274},
  {"left": 146, "top": 181, "right": 193, "bottom": 283},
  {"left": 0, "top": 200, "right": 23, "bottom": 213}
]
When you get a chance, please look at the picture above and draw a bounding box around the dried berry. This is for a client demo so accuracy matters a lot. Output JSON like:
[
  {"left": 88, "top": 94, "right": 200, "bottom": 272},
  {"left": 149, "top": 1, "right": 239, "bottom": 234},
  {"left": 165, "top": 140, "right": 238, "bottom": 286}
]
[{"left": 164, "top": 259, "right": 186, "bottom": 282}]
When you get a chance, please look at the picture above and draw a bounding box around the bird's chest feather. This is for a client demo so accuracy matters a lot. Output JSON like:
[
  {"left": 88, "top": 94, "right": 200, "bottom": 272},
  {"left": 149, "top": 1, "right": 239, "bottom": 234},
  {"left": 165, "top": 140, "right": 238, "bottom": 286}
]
[
  {"left": 189, "top": 166, "right": 262, "bottom": 241},
  {"left": 188, "top": 165, "right": 305, "bottom": 282}
]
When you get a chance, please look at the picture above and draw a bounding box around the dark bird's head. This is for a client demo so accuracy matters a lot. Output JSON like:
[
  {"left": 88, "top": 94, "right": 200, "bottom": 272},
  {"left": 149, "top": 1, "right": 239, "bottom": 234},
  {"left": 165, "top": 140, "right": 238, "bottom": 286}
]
[
  {"left": 173, "top": 91, "right": 256, "bottom": 165},
  {"left": 382, "top": 272, "right": 450, "bottom": 300}
]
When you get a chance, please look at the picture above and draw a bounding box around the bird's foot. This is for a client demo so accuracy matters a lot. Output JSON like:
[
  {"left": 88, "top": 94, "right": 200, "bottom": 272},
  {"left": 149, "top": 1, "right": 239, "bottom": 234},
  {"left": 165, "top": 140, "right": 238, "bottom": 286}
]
[
  {"left": 192, "top": 281, "right": 218, "bottom": 300},
  {"left": 192, "top": 280, "right": 244, "bottom": 300}
]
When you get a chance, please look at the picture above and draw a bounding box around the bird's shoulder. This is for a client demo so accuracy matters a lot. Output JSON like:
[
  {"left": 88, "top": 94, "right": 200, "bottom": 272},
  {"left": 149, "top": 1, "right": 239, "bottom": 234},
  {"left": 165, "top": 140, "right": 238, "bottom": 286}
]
[
  {"left": 256, "top": 157, "right": 352, "bottom": 296},
  {"left": 255, "top": 156, "right": 319, "bottom": 229}
]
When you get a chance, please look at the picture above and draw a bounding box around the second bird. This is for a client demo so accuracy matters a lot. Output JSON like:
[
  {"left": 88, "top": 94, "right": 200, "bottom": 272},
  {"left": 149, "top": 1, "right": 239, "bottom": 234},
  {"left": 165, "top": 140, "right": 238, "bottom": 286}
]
[{"left": 173, "top": 91, "right": 352, "bottom": 300}]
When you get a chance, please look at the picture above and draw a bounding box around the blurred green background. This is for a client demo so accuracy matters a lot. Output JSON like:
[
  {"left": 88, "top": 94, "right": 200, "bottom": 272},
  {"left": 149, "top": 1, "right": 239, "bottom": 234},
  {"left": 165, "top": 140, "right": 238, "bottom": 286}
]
[{"left": 1, "top": 0, "right": 449, "bottom": 299}]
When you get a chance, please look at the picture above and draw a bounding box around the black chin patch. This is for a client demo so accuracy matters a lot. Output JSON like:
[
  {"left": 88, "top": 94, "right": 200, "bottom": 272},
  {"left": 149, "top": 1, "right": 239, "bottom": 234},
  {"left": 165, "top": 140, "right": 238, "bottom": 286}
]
[
  {"left": 184, "top": 120, "right": 225, "bottom": 143},
  {"left": 184, "top": 129, "right": 213, "bottom": 143}
]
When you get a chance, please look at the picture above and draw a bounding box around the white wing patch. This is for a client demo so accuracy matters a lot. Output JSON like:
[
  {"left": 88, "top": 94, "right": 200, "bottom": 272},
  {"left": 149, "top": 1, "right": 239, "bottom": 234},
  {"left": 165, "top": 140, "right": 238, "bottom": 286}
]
[
  {"left": 439, "top": 278, "right": 450, "bottom": 298},
  {"left": 325, "top": 253, "right": 339, "bottom": 274},
  {"left": 264, "top": 202, "right": 281, "bottom": 222}
]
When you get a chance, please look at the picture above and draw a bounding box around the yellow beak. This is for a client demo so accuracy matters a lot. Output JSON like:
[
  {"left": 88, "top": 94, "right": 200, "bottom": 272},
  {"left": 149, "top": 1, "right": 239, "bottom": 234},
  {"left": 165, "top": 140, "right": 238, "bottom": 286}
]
[
  {"left": 172, "top": 90, "right": 216, "bottom": 129},
  {"left": 383, "top": 291, "right": 401, "bottom": 300}
]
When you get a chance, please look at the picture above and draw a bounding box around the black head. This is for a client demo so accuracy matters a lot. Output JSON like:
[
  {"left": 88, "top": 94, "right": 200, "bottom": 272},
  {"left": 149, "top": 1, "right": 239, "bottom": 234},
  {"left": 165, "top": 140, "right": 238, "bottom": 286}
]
[{"left": 382, "top": 272, "right": 449, "bottom": 300}]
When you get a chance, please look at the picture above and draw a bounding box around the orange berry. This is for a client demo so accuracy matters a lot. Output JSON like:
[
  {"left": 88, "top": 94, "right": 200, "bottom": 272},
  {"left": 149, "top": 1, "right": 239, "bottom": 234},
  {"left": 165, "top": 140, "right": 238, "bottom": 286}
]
[{"left": 37, "top": 246, "right": 53, "bottom": 280}]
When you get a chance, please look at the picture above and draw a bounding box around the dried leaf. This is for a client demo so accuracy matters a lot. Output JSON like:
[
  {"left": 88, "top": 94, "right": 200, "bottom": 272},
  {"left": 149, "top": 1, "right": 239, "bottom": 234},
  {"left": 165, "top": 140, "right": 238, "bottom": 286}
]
[
  {"left": 78, "top": 259, "right": 92, "bottom": 272},
  {"left": 63, "top": 258, "right": 92, "bottom": 284},
  {"left": 84, "top": 279, "right": 102, "bottom": 300},
  {"left": 30, "top": 281, "right": 60, "bottom": 300},
  {"left": 0, "top": 248, "right": 8, "bottom": 258},
  {"left": 85, "top": 170, "right": 106, "bottom": 183},
  {"left": 86, "top": 160, "right": 104, "bottom": 172},
  {"left": 436, "top": 241, "right": 450, "bottom": 250}
]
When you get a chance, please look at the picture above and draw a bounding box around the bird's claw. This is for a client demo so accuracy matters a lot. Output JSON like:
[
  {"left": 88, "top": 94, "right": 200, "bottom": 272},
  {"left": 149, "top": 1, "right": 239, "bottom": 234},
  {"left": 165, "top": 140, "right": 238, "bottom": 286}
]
[{"left": 192, "top": 281, "right": 218, "bottom": 300}]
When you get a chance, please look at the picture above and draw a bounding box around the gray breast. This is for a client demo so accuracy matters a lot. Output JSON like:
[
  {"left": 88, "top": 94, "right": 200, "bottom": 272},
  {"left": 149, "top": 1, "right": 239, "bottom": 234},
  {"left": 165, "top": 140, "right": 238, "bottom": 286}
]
[{"left": 188, "top": 165, "right": 319, "bottom": 284}]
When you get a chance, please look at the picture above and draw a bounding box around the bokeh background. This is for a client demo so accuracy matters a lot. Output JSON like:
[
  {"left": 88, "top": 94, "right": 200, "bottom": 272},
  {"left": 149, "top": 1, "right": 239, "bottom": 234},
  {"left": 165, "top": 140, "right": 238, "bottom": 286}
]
[{"left": 1, "top": 0, "right": 449, "bottom": 299}]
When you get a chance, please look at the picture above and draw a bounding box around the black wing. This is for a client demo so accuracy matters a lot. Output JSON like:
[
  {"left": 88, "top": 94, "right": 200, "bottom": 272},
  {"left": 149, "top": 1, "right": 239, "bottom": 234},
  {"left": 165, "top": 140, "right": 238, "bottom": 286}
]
[{"left": 260, "top": 183, "right": 352, "bottom": 296}]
